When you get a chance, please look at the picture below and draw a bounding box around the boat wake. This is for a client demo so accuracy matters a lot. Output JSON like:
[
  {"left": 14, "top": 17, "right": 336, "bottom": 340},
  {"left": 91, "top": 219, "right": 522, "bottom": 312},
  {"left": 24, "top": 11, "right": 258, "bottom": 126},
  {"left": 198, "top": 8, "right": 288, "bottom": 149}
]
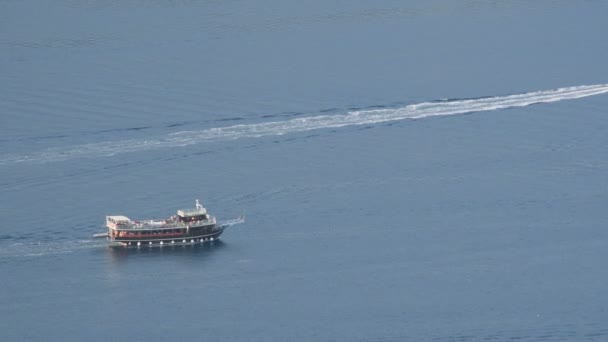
[
  {"left": 2, "top": 83, "right": 607, "bottom": 165},
  {"left": 0, "top": 239, "right": 108, "bottom": 260}
]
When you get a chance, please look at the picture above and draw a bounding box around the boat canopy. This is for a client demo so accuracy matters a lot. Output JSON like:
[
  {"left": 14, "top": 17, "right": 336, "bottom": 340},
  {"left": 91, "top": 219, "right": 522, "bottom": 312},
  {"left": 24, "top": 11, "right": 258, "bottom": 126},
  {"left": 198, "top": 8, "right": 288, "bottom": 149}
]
[
  {"left": 177, "top": 208, "right": 206, "bottom": 217},
  {"left": 177, "top": 199, "right": 207, "bottom": 217},
  {"left": 106, "top": 215, "right": 130, "bottom": 223}
]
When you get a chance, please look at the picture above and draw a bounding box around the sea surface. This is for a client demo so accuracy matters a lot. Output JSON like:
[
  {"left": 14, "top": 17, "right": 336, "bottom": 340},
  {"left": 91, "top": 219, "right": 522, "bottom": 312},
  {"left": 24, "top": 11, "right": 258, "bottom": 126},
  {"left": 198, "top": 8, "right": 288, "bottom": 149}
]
[{"left": 1, "top": 1, "right": 608, "bottom": 341}]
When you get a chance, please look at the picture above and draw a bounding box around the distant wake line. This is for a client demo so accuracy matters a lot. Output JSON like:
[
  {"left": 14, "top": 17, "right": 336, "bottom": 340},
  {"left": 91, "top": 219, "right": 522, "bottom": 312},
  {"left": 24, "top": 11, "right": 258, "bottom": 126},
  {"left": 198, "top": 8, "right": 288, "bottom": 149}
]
[{"left": 2, "top": 83, "right": 608, "bottom": 165}]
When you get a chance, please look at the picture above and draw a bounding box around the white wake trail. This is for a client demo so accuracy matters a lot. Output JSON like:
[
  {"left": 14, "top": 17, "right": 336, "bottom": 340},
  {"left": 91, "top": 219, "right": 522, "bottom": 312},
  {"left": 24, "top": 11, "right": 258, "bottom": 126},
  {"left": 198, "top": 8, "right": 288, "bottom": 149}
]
[{"left": 2, "top": 84, "right": 608, "bottom": 165}]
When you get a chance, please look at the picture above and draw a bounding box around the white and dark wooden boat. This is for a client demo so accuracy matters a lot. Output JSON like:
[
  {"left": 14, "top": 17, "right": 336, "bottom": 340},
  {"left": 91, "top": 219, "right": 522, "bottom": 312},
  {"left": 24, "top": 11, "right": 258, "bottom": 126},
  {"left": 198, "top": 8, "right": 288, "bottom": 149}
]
[{"left": 98, "top": 199, "right": 243, "bottom": 247}]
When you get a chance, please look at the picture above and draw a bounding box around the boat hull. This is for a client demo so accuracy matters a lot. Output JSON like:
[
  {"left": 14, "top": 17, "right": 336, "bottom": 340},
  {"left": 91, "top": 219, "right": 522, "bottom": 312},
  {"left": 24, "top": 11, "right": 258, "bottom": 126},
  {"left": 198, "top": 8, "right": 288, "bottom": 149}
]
[{"left": 110, "top": 227, "right": 224, "bottom": 247}]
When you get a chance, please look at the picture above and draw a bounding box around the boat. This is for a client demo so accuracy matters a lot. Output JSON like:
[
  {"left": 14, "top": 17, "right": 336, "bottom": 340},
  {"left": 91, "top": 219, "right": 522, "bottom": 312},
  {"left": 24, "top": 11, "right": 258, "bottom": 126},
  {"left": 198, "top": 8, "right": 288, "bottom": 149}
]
[{"left": 98, "top": 199, "right": 244, "bottom": 247}]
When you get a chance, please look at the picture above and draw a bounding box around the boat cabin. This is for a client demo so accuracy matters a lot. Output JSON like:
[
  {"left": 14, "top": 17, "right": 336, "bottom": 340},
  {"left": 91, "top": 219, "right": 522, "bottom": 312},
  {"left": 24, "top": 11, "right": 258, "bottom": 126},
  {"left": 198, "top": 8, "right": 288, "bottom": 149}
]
[
  {"left": 106, "top": 215, "right": 131, "bottom": 229},
  {"left": 177, "top": 199, "right": 209, "bottom": 223}
]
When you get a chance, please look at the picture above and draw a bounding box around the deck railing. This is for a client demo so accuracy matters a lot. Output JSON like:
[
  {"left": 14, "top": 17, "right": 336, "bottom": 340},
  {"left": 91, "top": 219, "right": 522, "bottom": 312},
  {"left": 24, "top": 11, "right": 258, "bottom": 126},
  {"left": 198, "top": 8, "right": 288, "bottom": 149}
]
[{"left": 117, "top": 217, "right": 216, "bottom": 230}]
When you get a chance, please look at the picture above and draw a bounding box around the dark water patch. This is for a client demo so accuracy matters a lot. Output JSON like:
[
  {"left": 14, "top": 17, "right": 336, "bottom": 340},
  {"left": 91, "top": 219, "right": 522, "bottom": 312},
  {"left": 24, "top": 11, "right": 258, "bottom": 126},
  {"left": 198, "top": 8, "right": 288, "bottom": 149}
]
[
  {"left": 166, "top": 121, "right": 193, "bottom": 128},
  {"left": 319, "top": 107, "right": 339, "bottom": 113},
  {"left": 450, "top": 335, "right": 477, "bottom": 341},
  {"left": 190, "top": 150, "right": 213, "bottom": 156},
  {"left": 97, "top": 126, "right": 152, "bottom": 133},
  {"left": 216, "top": 117, "right": 245, "bottom": 122},
  {"left": 255, "top": 111, "right": 304, "bottom": 119},
  {"left": 164, "top": 110, "right": 302, "bottom": 127},
  {"left": 17, "top": 232, "right": 36, "bottom": 239},
  {"left": 535, "top": 334, "right": 555, "bottom": 340},
  {"left": 358, "top": 125, "right": 374, "bottom": 130},
  {"left": 446, "top": 95, "right": 495, "bottom": 102},
  {"left": 584, "top": 332, "right": 608, "bottom": 338},
  {"left": 268, "top": 132, "right": 323, "bottom": 145},
  {"left": 24, "top": 134, "right": 69, "bottom": 141},
  {"left": 0, "top": 36, "right": 109, "bottom": 49},
  {"left": 101, "top": 161, "right": 139, "bottom": 170},
  {"left": 348, "top": 104, "right": 392, "bottom": 111}
]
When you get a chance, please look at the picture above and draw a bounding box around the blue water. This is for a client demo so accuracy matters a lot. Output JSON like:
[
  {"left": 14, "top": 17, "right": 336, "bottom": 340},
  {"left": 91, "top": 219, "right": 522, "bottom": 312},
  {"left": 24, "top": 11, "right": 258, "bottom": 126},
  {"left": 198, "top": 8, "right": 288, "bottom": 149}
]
[{"left": 2, "top": 1, "right": 608, "bottom": 341}]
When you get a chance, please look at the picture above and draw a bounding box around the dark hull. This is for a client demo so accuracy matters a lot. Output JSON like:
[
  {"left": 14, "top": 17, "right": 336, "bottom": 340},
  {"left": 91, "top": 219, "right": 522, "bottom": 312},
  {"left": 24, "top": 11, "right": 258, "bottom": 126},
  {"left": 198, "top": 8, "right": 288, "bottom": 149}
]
[{"left": 110, "top": 227, "right": 224, "bottom": 247}]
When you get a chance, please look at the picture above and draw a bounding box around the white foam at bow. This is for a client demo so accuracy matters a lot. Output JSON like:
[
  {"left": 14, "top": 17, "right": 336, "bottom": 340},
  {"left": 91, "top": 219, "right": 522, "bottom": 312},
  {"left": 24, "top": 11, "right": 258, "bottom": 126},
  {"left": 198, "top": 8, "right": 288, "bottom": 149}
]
[{"left": 2, "top": 83, "right": 608, "bottom": 164}]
